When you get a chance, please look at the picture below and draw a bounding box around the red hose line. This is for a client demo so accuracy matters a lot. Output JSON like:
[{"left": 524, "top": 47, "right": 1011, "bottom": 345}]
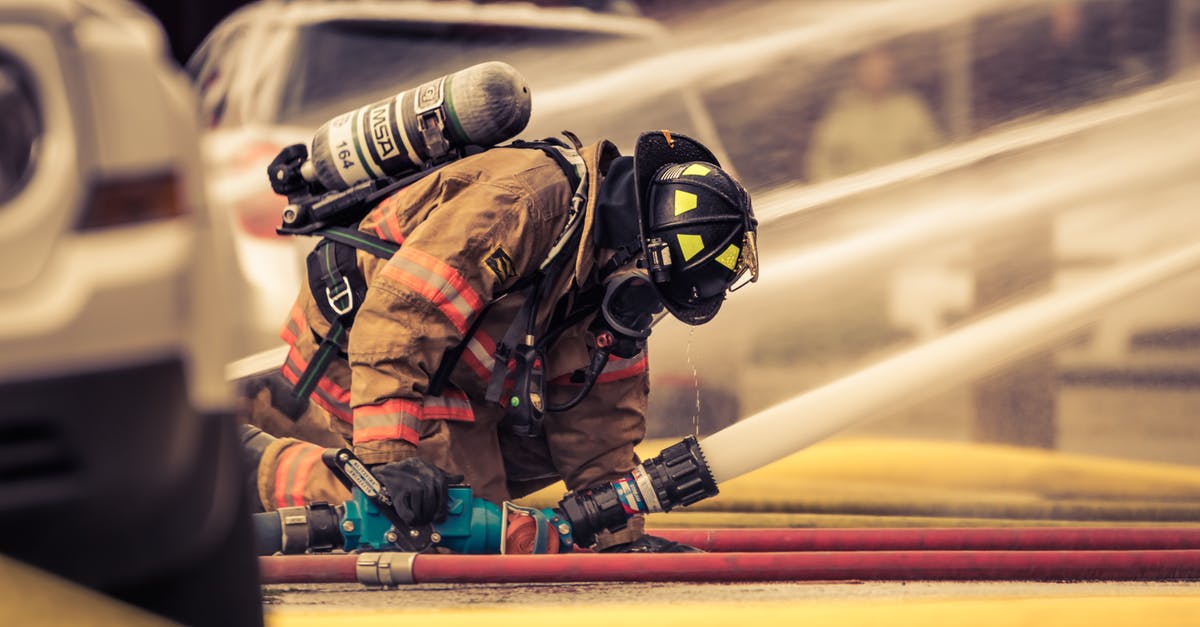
[
  {"left": 260, "top": 554, "right": 357, "bottom": 584},
  {"left": 259, "top": 550, "right": 1200, "bottom": 585},
  {"left": 649, "top": 528, "right": 1200, "bottom": 552}
]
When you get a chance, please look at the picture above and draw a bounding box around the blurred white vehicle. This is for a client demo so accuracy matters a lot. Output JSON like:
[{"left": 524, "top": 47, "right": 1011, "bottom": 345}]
[
  {"left": 0, "top": 1, "right": 259, "bottom": 624},
  {"left": 188, "top": 0, "right": 723, "bottom": 357}
]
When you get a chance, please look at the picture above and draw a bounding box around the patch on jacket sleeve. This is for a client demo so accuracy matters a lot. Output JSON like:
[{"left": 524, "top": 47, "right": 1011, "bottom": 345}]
[{"left": 483, "top": 245, "right": 517, "bottom": 283}]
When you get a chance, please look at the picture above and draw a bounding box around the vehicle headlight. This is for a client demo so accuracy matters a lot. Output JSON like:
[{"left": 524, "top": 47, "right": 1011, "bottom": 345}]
[{"left": 0, "top": 55, "right": 39, "bottom": 203}]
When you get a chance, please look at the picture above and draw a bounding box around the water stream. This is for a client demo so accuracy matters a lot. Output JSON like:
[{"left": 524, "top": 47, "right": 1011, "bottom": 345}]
[{"left": 699, "top": 240, "right": 1200, "bottom": 484}]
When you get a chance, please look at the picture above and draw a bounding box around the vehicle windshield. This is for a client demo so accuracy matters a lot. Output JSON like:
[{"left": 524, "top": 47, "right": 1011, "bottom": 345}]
[{"left": 278, "top": 20, "right": 645, "bottom": 127}]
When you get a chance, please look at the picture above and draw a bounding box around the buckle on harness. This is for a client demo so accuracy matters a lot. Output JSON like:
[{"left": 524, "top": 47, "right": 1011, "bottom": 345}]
[{"left": 325, "top": 276, "right": 354, "bottom": 317}]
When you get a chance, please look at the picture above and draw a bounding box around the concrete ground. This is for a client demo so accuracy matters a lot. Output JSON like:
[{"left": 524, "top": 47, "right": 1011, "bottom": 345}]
[
  {"left": 264, "top": 582, "right": 1200, "bottom": 626},
  {"left": 264, "top": 580, "right": 1200, "bottom": 610}
]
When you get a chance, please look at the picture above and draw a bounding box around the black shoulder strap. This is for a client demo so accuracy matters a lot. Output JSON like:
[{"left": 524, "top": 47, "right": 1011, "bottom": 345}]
[
  {"left": 508, "top": 138, "right": 582, "bottom": 191},
  {"left": 292, "top": 227, "right": 399, "bottom": 400},
  {"left": 306, "top": 227, "right": 399, "bottom": 327}
]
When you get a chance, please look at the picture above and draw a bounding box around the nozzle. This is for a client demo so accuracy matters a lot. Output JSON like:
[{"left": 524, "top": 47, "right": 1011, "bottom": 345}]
[{"left": 557, "top": 435, "right": 718, "bottom": 548}]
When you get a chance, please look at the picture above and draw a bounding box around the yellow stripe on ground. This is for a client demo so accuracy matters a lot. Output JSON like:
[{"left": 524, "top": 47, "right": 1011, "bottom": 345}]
[
  {"left": 268, "top": 595, "right": 1200, "bottom": 627},
  {"left": 732, "top": 438, "right": 1200, "bottom": 500},
  {"left": 515, "top": 438, "right": 1200, "bottom": 522}
]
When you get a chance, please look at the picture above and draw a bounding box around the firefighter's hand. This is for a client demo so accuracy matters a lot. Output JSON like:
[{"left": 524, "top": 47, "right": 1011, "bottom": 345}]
[{"left": 370, "top": 458, "right": 462, "bottom": 526}]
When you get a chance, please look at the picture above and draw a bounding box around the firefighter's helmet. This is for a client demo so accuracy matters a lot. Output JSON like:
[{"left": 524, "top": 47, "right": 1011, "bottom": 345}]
[{"left": 633, "top": 131, "right": 757, "bottom": 325}]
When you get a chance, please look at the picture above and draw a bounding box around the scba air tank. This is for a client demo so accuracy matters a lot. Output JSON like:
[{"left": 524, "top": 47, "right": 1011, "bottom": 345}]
[{"left": 305, "top": 61, "right": 532, "bottom": 191}]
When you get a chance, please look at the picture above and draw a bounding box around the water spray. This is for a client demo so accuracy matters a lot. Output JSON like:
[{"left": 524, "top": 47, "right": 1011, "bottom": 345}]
[{"left": 698, "top": 240, "right": 1200, "bottom": 485}]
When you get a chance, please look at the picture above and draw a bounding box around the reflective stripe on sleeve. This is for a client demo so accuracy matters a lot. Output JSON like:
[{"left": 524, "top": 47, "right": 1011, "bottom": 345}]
[
  {"left": 279, "top": 302, "right": 308, "bottom": 345},
  {"left": 353, "top": 398, "right": 422, "bottom": 445},
  {"left": 461, "top": 330, "right": 497, "bottom": 381},
  {"left": 550, "top": 351, "right": 649, "bottom": 386},
  {"left": 362, "top": 199, "right": 407, "bottom": 244},
  {"left": 273, "top": 441, "right": 325, "bottom": 509},
  {"left": 421, "top": 387, "right": 474, "bottom": 422},
  {"left": 379, "top": 246, "right": 484, "bottom": 335},
  {"left": 597, "top": 351, "right": 649, "bottom": 383}
]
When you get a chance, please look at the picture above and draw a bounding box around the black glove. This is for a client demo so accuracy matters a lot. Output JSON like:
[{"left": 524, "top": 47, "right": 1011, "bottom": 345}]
[
  {"left": 370, "top": 458, "right": 462, "bottom": 526},
  {"left": 598, "top": 534, "right": 704, "bottom": 553}
]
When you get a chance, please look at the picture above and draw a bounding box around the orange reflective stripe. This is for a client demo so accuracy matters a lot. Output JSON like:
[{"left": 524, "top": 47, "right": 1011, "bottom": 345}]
[
  {"left": 312, "top": 377, "right": 351, "bottom": 423},
  {"left": 353, "top": 399, "right": 421, "bottom": 445},
  {"left": 597, "top": 352, "right": 649, "bottom": 383},
  {"left": 355, "top": 398, "right": 422, "bottom": 417},
  {"left": 279, "top": 303, "right": 308, "bottom": 345},
  {"left": 290, "top": 445, "right": 326, "bottom": 507},
  {"left": 384, "top": 212, "right": 405, "bottom": 244},
  {"left": 273, "top": 443, "right": 305, "bottom": 509},
  {"left": 362, "top": 195, "right": 408, "bottom": 244},
  {"left": 421, "top": 387, "right": 474, "bottom": 422},
  {"left": 380, "top": 247, "right": 484, "bottom": 334},
  {"left": 354, "top": 423, "right": 421, "bottom": 444},
  {"left": 550, "top": 351, "right": 649, "bottom": 386},
  {"left": 461, "top": 330, "right": 497, "bottom": 381},
  {"left": 281, "top": 344, "right": 307, "bottom": 384}
]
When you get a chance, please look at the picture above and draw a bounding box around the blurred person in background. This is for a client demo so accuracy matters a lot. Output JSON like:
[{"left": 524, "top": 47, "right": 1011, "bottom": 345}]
[
  {"left": 1037, "top": 1, "right": 1133, "bottom": 105},
  {"left": 776, "top": 44, "right": 940, "bottom": 375},
  {"left": 241, "top": 130, "right": 757, "bottom": 553},
  {"left": 805, "top": 44, "right": 944, "bottom": 182}
]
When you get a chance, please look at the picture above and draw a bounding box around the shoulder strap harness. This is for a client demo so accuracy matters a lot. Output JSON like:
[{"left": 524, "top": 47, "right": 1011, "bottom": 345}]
[{"left": 288, "top": 137, "right": 591, "bottom": 407}]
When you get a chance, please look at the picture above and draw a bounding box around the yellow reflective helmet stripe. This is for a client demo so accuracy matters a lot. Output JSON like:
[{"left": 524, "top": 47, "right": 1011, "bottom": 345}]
[
  {"left": 682, "top": 163, "right": 711, "bottom": 177},
  {"left": 716, "top": 243, "right": 740, "bottom": 270},
  {"left": 674, "top": 190, "right": 697, "bottom": 216},
  {"left": 677, "top": 233, "right": 705, "bottom": 261}
]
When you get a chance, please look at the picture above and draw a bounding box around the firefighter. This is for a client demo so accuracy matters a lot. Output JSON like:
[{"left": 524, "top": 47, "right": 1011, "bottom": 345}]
[{"left": 244, "top": 130, "right": 757, "bottom": 552}]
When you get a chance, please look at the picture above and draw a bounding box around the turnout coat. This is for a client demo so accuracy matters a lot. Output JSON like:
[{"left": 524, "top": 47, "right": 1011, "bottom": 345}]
[{"left": 255, "top": 140, "right": 650, "bottom": 512}]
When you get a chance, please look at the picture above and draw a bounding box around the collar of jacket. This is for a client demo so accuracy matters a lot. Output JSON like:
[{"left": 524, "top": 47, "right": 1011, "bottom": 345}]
[{"left": 572, "top": 139, "right": 622, "bottom": 288}]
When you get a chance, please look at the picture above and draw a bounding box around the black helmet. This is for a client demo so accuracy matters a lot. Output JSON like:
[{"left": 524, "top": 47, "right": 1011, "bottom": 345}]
[{"left": 633, "top": 131, "right": 757, "bottom": 325}]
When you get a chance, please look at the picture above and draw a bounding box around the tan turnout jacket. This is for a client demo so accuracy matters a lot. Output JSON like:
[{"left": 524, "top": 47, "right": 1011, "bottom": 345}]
[{"left": 260, "top": 140, "right": 649, "bottom": 510}]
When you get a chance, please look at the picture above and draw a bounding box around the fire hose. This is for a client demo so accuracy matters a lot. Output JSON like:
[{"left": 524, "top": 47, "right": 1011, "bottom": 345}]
[
  {"left": 645, "top": 527, "right": 1200, "bottom": 552},
  {"left": 259, "top": 549, "right": 1200, "bottom": 585}
]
